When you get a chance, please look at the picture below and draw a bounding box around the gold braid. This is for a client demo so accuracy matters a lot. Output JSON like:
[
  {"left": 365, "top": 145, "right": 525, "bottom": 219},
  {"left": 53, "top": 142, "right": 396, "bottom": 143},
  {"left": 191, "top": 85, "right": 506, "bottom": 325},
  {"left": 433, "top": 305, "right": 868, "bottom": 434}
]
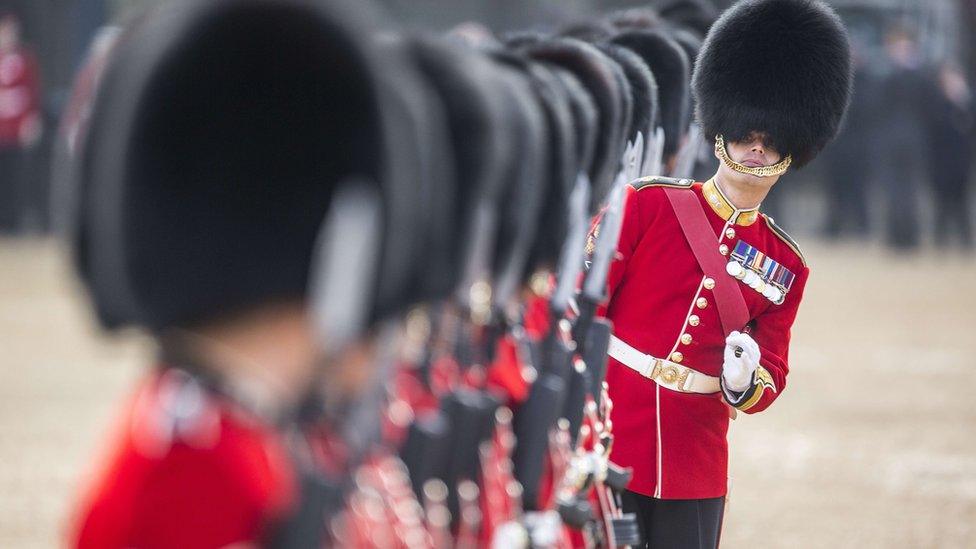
[{"left": 714, "top": 134, "right": 792, "bottom": 178}]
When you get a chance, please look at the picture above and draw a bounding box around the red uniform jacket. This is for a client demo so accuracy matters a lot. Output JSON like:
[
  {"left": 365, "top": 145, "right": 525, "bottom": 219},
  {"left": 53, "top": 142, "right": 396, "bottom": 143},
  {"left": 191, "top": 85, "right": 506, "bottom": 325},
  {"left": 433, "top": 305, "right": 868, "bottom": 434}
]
[
  {"left": 70, "top": 368, "right": 296, "bottom": 548},
  {"left": 595, "top": 177, "right": 809, "bottom": 499}
]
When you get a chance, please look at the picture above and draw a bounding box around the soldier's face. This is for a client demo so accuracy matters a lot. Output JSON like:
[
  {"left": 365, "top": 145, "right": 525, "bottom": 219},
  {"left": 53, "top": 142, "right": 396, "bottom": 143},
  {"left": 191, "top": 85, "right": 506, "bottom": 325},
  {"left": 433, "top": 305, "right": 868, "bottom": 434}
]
[{"left": 724, "top": 132, "right": 782, "bottom": 168}]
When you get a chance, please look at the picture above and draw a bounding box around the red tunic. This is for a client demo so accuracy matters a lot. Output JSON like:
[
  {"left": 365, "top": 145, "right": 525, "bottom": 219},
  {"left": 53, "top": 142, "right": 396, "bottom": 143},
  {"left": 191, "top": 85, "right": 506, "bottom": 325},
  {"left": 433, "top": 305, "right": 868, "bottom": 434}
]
[
  {"left": 596, "top": 178, "right": 809, "bottom": 499},
  {"left": 69, "top": 368, "right": 297, "bottom": 548}
]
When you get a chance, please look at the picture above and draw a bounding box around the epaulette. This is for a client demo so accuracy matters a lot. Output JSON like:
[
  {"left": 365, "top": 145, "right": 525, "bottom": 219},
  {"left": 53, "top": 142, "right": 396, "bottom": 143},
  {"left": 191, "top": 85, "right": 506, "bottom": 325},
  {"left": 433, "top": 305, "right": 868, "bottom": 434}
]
[
  {"left": 630, "top": 175, "right": 694, "bottom": 191},
  {"left": 762, "top": 214, "right": 806, "bottom": 267}
]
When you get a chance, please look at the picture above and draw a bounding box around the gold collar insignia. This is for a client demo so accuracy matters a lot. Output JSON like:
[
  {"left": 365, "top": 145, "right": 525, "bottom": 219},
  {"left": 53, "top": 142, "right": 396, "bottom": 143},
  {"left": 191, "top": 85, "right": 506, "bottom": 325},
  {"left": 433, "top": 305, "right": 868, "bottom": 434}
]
[{"left": 702, "top": 178, "right": 759, "bottom": 226}]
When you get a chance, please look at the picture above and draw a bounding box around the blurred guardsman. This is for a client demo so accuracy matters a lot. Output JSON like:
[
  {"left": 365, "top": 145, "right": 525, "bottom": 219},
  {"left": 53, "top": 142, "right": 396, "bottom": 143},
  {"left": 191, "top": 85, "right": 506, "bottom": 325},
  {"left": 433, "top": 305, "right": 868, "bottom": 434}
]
[
  {"left": 928, "top": 63, "right": 974, "bottom": 250},
  {"left": 877, "top": 26, "right": 928, "bottom": 250},
  {"left": 591, "top": 0, "right": 852, "bottom": 546},
  {"left": 61, "top": 0, "right": 430, "bottom": 546},
  {"left": 0, "top": 12, "right": 41, "bottom": 233}
]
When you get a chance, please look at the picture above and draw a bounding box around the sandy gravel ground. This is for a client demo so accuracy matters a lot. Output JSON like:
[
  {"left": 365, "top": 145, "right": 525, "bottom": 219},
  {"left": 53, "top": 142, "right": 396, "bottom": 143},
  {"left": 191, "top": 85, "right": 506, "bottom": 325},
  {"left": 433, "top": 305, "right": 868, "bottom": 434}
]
[{"left": 1, "top": 238, "right": 974, "bottom": 548}]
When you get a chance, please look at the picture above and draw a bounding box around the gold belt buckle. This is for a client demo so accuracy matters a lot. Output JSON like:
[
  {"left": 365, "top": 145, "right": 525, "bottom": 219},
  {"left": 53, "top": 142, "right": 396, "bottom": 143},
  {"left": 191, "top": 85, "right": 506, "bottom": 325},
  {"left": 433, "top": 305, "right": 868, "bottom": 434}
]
[
  {"left": 656, "top": 363, "right": 692, "bottom": 392},
  {"left": 649, "top": 358, "right": 663, "bottom": 380}
]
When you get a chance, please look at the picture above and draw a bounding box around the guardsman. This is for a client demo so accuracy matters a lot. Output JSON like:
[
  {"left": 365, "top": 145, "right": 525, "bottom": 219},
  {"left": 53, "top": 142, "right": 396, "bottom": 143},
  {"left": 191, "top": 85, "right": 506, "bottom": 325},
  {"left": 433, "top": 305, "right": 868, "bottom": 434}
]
[
  {"left": 592, "top": 0, "right": 852, "bottom": 546},
  {"left": 0, "top": 12, "right": 41, "bottom": 233},
  {"left": 62, "top": 0, "right": 435, "bottom": 546}
]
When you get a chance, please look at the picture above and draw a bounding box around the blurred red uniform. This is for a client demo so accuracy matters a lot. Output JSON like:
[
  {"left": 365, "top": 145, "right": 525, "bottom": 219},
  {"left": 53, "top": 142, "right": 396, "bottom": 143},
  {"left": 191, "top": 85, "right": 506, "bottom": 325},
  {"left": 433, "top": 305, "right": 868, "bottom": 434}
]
[
  {"left": 596, "top": 177, "right": 809, "bottom": 499},
  {"left": 0, "top": 16, "right": 41, "bottom": 231},
  {"left": 70, "top": 368, "right": 296, "bottom": 549},
  {"left": 0, "top": 33, "right": 40, "bottom": 148}
]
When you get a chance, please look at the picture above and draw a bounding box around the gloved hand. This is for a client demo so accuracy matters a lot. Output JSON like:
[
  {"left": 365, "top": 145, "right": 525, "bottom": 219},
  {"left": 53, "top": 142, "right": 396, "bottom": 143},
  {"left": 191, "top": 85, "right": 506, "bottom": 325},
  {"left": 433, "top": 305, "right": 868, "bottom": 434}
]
[{"left": 722, "top": 331, "right": 760, "bottom": 392}]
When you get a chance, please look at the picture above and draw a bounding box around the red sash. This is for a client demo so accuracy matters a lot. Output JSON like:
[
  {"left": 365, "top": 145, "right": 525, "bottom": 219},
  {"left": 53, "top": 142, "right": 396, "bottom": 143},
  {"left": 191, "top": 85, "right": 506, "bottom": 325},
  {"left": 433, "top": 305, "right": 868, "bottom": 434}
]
[{"left": 663, "top": 187, "right": 749, "bottom": 335}]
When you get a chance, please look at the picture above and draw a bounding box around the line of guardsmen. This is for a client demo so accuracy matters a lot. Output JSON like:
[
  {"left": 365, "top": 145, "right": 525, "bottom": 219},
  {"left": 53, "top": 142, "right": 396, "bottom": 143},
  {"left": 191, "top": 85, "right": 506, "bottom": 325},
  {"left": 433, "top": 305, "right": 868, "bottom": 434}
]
[{"left": 54, "top": 0, "right": 741, "bottom": 547}]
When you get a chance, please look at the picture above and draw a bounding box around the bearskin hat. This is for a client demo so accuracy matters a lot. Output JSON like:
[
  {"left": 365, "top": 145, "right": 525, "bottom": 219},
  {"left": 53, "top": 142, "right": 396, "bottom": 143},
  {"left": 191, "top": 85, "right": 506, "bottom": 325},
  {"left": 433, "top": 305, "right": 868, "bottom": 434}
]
[
  {"left": 485, "top": 49, "right": 569, "bottom": 277},
  {"left": 501, "top": 30, "right": 546, "bottom": 50},
  {"left": 612, "top": 30, "right": 691, "bottom": 158},
  {"left": 555, "top": 23, "right": 660, "bottom": 146},
  {"left": 692, "top": 0, "right": 853, "bottom": 168},
  {"left": 598, "top": 43, "right": 659, "bottom": 147},
  {"left": 655, "top": 0, "right": 720, "bottom": 39},
  {"left": 69, "top": 0, "right": 432, "bottom": 330},
  {"left": 378, "top": 36, "right": 458, "bottom": 307},
  {"left": 607, "top": 7, "right": 663, "bottom": 31},
  {"left": 518, "top": 38, "right": 626, "bottom": 212},
  {"left": 408, "top": 35, "right": 510, "bottom": 297},
  {"left": 601, "top": 52, "right": 634, "bottom": 164},
  {"left": 669, "top": 27, "right": 703, "bottom": 72},
  {"left": 558, "top": 19, "right": 617, "bottom": 43},
  {"left": 553, "top": 68, "right": 599, "bottom": 181},
  {"left": 484, "top": 54, "right": 549, "bottom": 302},
  {"left": 521, "top": 59, "right": 579, "bottom": 270}
]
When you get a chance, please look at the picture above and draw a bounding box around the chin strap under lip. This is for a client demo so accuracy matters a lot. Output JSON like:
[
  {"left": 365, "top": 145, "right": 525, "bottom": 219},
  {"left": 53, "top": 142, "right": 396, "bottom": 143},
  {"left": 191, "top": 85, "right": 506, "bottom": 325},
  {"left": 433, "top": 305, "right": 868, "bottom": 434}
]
[{"left": 715, "top": 134, "right": 792, "bottom": 178}]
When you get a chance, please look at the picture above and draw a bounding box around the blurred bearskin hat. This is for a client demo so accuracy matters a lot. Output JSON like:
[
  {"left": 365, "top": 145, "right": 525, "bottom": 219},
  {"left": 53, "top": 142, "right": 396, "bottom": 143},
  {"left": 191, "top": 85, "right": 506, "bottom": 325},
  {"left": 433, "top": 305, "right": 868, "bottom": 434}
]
[
  {"left": 520, "top": 60, "right": 579, "bottom": 270},
  {"left": 484, "top": 53, "right": 549, "bottom": 299},
  {"left": 655, "top": 0, "right": 720, "bottom": 39},
  {"left": 408, "top": 36, "right": 510, "bottom": 290},
  {"left": 612, "top": 29, "right": 690, "bottom": 158},
  {"left": 607, "top": 7, "right": 663, "bottom": 31},
  {"left": 668, "top": 27, "right": 703, "bottom": 72},
  {"left": 558, "top": 19, "right": 617, "bottom": 43},
  {"left": 553, "top": 68, "right": 599, "bottom": 182},
  {"left": 692, "top": 0, "right": 853, "bottom": 168},
  {"left": 68, "top": 0, "right": 432, "bottom": 331},
  {"left": 518, "top": 38, "right": 626, "bottom": 212},
  {"left": 597, "top": 43, "right": 658, "bottom": 147}
]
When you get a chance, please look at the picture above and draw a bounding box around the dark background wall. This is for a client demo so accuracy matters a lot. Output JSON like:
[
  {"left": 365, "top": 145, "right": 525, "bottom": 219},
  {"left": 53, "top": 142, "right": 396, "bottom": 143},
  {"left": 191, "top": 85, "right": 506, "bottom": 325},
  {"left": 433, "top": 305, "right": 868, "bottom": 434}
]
[{"left": 6, "top": 0, "right": 972, "bottom": 115}]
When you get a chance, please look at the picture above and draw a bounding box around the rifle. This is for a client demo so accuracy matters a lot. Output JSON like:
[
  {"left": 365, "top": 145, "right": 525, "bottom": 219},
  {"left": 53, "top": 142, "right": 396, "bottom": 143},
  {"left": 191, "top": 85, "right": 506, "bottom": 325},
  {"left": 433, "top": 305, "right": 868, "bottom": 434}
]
[
  {"left": 557, "top": 144, "right": 644, "bottom": 547},
  {"left": 570, "top": 137, "right": 637, "bottom": 356},
  {"left": 669, "top": 123, "right": 702, "bottom": 178},
  {"left": 272, "top": 180, "right": 390, "bottom": 548},
  {"left": 642, "top": 126, "right": 665, "bottom": 177},
  {"left": 511, "top": 175, "right": 590, "bottom": 511}
]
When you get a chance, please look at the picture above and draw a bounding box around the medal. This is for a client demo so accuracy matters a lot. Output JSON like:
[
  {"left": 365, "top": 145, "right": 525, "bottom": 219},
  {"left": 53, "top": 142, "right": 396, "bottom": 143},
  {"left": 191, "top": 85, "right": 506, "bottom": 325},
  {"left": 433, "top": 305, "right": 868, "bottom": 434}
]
[{"left": 725, "top": 239, "right": 794, "bottom": 304}]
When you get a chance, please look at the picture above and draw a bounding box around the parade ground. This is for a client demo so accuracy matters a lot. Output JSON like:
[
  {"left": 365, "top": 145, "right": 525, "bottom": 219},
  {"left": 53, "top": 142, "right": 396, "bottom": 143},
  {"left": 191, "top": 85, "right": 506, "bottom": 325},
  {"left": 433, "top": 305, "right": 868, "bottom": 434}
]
[{"left": 1, "top": 237, "right": 974, "bottom": 548}]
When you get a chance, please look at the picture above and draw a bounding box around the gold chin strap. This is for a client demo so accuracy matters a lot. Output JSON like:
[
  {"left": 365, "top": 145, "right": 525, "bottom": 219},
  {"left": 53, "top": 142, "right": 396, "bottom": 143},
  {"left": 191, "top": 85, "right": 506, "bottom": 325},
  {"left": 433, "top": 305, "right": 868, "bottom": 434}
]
[{"left": 715, "top": 134, "right": 792, "bottom": 178}]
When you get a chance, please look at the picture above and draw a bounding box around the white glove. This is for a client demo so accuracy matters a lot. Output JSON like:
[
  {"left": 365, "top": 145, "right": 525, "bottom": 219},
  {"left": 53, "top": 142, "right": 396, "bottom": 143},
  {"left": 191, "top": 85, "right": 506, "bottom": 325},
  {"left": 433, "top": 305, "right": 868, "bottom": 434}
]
[{"left": 722, "top": 331, "right": 760, "bottom": 392}]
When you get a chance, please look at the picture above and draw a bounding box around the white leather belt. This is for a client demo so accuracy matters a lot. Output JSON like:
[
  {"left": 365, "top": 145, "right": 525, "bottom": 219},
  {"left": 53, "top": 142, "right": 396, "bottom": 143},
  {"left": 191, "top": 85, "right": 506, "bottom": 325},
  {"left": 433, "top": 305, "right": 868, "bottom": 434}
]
[{"left": 608, "top": 335, "right": 720, "bottom": 394}]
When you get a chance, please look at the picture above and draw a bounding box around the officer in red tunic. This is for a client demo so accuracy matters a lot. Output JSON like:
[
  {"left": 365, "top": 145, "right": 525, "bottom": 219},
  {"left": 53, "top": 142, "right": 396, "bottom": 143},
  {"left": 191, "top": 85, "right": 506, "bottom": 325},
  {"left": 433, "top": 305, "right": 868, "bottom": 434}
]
[{"left": 593, "top": 0, "right": 853, "bottom": 546}]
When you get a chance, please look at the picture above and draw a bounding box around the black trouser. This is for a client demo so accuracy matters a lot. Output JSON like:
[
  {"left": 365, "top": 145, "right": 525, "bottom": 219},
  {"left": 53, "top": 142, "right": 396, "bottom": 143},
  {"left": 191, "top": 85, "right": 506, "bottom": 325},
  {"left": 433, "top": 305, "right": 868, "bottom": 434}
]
[
  {"left": 880, "top": 138, "right": 923, "bottom": 250},
  {"left": 932, "top": 166, "right": 974, "bottom": 249},
  {"left": 824, "top": 150, "right": 871, "bottom": 239},
  {"left": 621, "top": 490, "right": 725, "bottom": 549}
]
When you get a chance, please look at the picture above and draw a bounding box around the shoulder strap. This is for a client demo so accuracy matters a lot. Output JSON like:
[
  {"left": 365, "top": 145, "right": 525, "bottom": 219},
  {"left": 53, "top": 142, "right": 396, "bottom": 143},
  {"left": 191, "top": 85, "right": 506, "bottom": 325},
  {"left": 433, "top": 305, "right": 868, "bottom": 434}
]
[
  {"left": 663, "top": 187, "right": 750, "bottom": 335},
  {"left": 631, "top": 175, "right": 694, "bottom": 191}
]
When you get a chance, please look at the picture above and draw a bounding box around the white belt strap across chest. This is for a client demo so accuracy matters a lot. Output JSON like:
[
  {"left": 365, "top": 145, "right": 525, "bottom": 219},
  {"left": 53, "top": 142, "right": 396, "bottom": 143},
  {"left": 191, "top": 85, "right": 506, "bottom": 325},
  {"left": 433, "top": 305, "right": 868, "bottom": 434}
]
[{"left": 608, "top": 335, "right": 720, "bottom": 394}]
